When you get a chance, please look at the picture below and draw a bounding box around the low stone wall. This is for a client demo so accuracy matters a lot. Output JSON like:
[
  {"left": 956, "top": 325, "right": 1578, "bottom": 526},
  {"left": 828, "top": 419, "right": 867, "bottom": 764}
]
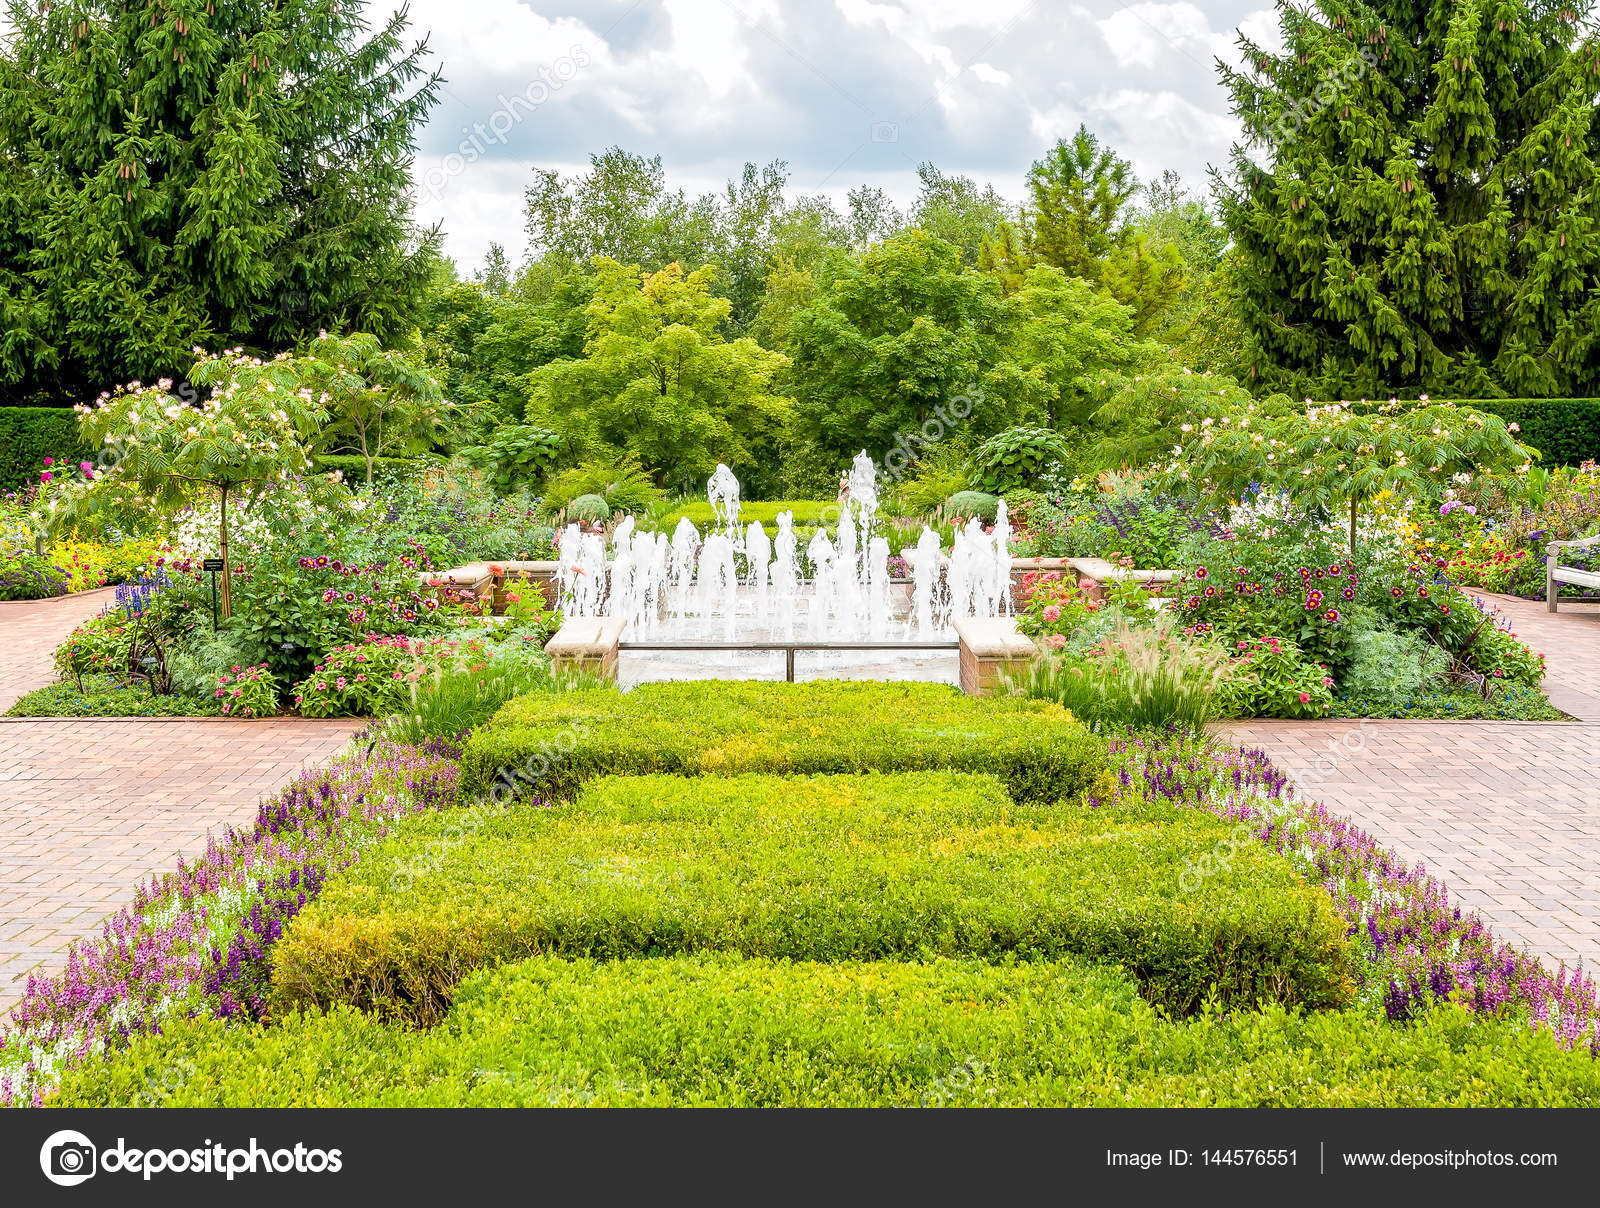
[
  {"left": 952, "top": 617, "right": 1037, "bottom": 697},
  {"left": 544, "top": 617, "right": 627, "bottom": 679}
]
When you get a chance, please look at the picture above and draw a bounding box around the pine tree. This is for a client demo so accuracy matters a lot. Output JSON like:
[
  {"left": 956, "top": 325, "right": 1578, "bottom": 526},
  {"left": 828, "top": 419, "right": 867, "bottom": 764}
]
[
  {"left": 1217, "top": 0, "right": 1600, "bottom": 398},
  {"left": 0, "top": 0, "right": 441, "bottom": 406}
]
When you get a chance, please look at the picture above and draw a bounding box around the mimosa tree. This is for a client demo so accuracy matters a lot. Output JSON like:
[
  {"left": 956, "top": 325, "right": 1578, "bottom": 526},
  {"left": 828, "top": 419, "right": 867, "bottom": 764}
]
[
  {"left": 1167, "top": 398, "right": 1535, "bottom": 553},
  {"left": 72, "top": 350, "right": 327, "bottom": 616}
]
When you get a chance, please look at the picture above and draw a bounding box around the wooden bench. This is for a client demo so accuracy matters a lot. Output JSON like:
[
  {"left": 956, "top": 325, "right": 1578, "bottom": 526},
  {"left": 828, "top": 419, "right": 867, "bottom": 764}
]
[{"left": 1547, "top": 533, "right": 1600, "bottom": 611}]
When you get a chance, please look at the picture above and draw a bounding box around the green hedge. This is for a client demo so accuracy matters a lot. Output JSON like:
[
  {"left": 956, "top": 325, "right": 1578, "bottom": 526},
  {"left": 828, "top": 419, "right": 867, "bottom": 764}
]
[
  {"left": 1343, "top": 398, "right": 1600, "bottom": 466},
  {"left": 0, "top": 407, "right": 88, "bottom": 490},
  {"left": 310, "top": 454, "right": 429, "bottom": 485},
  {"left": 55, "top": 955, "right": 1600, "bottom": 1107},
  {"left": 270, "top": 771, "right": 1352, "bottom": 1022},
  {"left": 654, "top": 499, "right": 839, "bottom": 530},
  {"left": 459, "top": 681, "right": 1109, "bottom": 805}
]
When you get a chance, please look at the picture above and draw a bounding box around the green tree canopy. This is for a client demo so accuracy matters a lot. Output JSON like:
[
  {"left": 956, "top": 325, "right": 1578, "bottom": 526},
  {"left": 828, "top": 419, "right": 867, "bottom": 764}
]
[
  {"left": 1217, "top": 0, "right": 1600, "bottom": 397},
  {"left": 784, "top": 230, "right": 1018, "bottom": 468},
  {"left": 524, "top": 259, "right": 793, "bottom": 490},
  {"left": 0, "top": 0, "right": 442, "bottom": 406}
]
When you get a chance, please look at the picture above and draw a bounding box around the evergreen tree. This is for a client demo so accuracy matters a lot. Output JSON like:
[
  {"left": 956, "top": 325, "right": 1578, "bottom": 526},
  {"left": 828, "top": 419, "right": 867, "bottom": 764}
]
[
  {"left": 0, "top": 0, "right": 441, "bottom": 406},
  {"left": 1217, "top": 0, "right": 1600, "bottom": 397},
  {"left": 1024, "top": 125, "right": 1139, "bottom": 280},
  {"left": 475, "top": 244, "right": 512, "bottom": 296},
  {"left": 1023, "top": 127, "right": 1187, "bottom": 336}
]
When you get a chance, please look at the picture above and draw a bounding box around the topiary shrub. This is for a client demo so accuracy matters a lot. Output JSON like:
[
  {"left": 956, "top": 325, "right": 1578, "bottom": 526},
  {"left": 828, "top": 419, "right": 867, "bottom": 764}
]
[
  {"left": 269, "top": 771, "right": 1351, "bottom": 1023},
  {"left": 945, "top": 490, "right": 1001, "bottom": 523},
  {"left": 967, "top": 426, "right": 1073, "bottom": 494},
  {"left": 566, "top": 494, "right": 612, "bottom": 525}
]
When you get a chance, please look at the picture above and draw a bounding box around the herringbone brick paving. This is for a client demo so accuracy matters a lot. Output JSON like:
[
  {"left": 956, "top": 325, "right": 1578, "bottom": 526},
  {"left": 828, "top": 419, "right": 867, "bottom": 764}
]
[{"left": 1221, "top": 594, "right": 1600, "bottom": 976}]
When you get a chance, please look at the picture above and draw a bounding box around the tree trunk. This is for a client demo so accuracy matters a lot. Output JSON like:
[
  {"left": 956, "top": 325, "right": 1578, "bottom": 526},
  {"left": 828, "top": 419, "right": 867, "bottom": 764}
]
[{"left": 219, "top": 484, "right": 233, "bottom": 620}]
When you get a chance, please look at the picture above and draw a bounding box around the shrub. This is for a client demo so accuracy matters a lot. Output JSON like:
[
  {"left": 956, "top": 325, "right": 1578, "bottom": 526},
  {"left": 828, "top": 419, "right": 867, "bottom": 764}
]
[
  {"left": 565, "top": 493, "right": 611, "bottom": 525},
  {"left": 967, "top": 426, "right": 1073, "bottom": 494},
  {"left": 293, "top": 636, "right": 444, "bottom": 718},
  {"left": 543, "top": 453, "right": 664, "bottom": 515},
  {"left": 1339, "top": 628, "right": 1450, "bottom": 712},
  {"left": 1348, "top": 398, "right": 1600, "bottom": 468},
  {"left": 457, "top": 681, "right": 1108, "bottom": 804},
  {"left": 945, "top": 490, "right": 1001, "bottom": 523},
  {"left": 462, "top": 425, "right": 564, "bottom": 492},
  {"left": 270, "top": 771, "right": 1351, "bottom": 1022},
  {"left": 0, "top": 550, "right": 70, "bottom": 600},
  {"left": 61, "top": 954, "right": 1600, "bottom": 1108},
  {"left": 1218, "top": 635, "right": 1335, "bottom": 719},
  {"left": 1008, "top": 622, "right": 1238, "bottom": 732},
  {"left": 210, "top": 663, "right": 279, "bottom": 718},
  {"left": 651, "top": 499, "right": 838, "bottom": 531},
  {"left": 168, "top": 624, "right": 272, "bottom": 699}
]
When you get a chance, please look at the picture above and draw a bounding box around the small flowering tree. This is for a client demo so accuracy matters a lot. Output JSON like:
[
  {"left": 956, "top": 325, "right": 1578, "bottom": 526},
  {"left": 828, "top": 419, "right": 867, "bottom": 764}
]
[
  {"left": 305, "top": 332, "right": 452, "bottom": 486},
  {"left": 1166, "top": 397, "right": 1535, "bottom": 554},
  {"left": 72, "top": 351, "right": 327, "bottom": 617}
]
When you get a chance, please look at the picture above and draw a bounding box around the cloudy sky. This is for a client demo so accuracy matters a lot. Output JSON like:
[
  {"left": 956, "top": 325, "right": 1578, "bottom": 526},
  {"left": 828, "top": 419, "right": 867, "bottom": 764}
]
[
  {"left": 384, "top": 0, "right": 1286, "bottom": 270},
  {"left": 371, "top": 0, "right": 1292, "bottom": 270}
]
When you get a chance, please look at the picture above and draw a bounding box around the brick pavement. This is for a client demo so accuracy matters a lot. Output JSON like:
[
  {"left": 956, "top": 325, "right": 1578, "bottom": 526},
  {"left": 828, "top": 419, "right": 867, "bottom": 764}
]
[
  {"left": 0, "top": 588, "right": 121, "bottom": 712},
  {"left": 0, "top": 591, "right": 358, "bottom": 1013},
  {"left": 1218, "top": 594, "right": 1600, "bottom": 976}
]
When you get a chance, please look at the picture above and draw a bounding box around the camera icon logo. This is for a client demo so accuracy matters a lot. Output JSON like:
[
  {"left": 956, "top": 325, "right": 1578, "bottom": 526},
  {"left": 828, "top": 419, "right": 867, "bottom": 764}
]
[
  {"left": 40, "top": 1130, "right": 97, "bottom": 1187},
  {"left": 870, "top": 121, "right": 899, "bottom": 143}
]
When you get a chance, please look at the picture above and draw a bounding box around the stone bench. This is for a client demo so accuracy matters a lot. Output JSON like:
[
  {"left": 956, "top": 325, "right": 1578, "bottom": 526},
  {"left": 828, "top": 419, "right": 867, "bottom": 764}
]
[
  {"left": 544, "top": 617, "right": 627, "bottom": 679},
  {"left": 953, "top": 617, "right": 1037, "bottom": 697},
  {"left": 1547, "top": 534, "right": 1600, "bottom": 611}
]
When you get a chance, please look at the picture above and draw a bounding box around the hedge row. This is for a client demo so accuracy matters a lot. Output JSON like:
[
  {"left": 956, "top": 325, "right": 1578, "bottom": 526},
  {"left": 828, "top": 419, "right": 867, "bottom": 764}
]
[
  {"left": 57, "top": 955, "right": 1600, "bottom": 1107},
  {"left": 270, "top": 772, "right": 1353, "bottom": 1023},
  {"left": 0, "top": 407, "right": 88, "bottom": 491},
  {"left": 458, "top": 681, "right": 1110, "bottom": 805},
  {"left": 310, "top": 454, "right": 430, "bottom": 484},
  {"left": 654, "top": 499, "right": 840, "bottom": 530}
]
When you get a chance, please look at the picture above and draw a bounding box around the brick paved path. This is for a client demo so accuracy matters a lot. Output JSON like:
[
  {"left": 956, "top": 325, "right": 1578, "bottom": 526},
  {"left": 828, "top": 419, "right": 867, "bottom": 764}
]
[
  {"left": 0, "top": 593, "right": 358, "bottom": 1012},
  {"left": 1220, "top": 594, "right": 1600, "bottom": 975},
  {"left": 0, "top": 588, "right": 120, "bottom": 713}
]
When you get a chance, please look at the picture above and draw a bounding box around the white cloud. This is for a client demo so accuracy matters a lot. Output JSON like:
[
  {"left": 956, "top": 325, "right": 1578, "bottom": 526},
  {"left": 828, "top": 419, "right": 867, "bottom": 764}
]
[{"left": 374, "top": 0, "right": 1273, "bottom": 268}]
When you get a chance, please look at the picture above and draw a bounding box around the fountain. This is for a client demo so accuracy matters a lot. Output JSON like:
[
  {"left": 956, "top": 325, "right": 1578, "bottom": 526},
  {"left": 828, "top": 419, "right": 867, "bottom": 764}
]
[{"left": 555, "top": 454, "right": 1012, "bottom": 652}]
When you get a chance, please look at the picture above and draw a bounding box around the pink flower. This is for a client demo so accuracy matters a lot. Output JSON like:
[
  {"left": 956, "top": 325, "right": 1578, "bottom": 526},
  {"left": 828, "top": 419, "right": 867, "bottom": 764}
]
[
  {"left": 39, "top": 471, "right": 51, "bottom": 483},
  {"left": 214, "top": 689, "right": 225, "bottom": 698},
  {"left": 1298, "top": 692, "right": 1311, "bottom": 704},
  {"left": 78, "top": 461, "right": 92, "bottom": 473},
  {"left": 42, "top": 457, "right": 53, "bottom": 466},
  {"left": 1042, "top": 605, "right": 1061, "bottom": 623},
  {"left": 1047, "top": 634, "right": 1066, "bottom": 649}
]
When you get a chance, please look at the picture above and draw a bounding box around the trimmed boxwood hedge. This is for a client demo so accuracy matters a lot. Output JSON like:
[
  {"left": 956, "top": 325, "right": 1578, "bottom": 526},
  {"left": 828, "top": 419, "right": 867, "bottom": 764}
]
[
  {"left": 459, "top": 680, "right": 1110, "bottom": 805},
  {"left": 310, "top": 454, "right": 428, "bottom": 484},
  {"left": 55, "top": 955, "right": 1600, "bottom": 1107},
  {"left": 270, "top": 772, "right": 1352, "bottom": 1023},
  {"left": 0, "top": 407, "right": 88, "bottom": 491}
]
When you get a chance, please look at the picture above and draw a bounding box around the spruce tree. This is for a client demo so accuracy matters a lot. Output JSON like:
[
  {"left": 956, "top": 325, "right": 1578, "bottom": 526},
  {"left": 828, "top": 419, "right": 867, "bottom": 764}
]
[
  {"left": 1218, "top": 0, "right": 1600, "bottom": 398},
  {"left": 0, "top": 0, "right": 441, "bottom": 405}
]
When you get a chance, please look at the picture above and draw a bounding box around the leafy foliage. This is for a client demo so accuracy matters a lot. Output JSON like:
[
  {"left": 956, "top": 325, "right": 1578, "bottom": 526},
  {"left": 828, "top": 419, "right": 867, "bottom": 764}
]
[
  {"left": 967, "top": 426, "right": 1073, "bottom": 493},
  {"left": 1217, "top": 0, "right": 1600, "bottom": 396},
  {"left": 0, "top": 0, "right": 442, "bottom": 404}
]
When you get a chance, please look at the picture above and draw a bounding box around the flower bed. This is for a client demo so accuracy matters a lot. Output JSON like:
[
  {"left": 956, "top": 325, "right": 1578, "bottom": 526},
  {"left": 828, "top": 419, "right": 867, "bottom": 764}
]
[{"left": 0, "top": 738, "right": 462, "bottom": 1107}]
